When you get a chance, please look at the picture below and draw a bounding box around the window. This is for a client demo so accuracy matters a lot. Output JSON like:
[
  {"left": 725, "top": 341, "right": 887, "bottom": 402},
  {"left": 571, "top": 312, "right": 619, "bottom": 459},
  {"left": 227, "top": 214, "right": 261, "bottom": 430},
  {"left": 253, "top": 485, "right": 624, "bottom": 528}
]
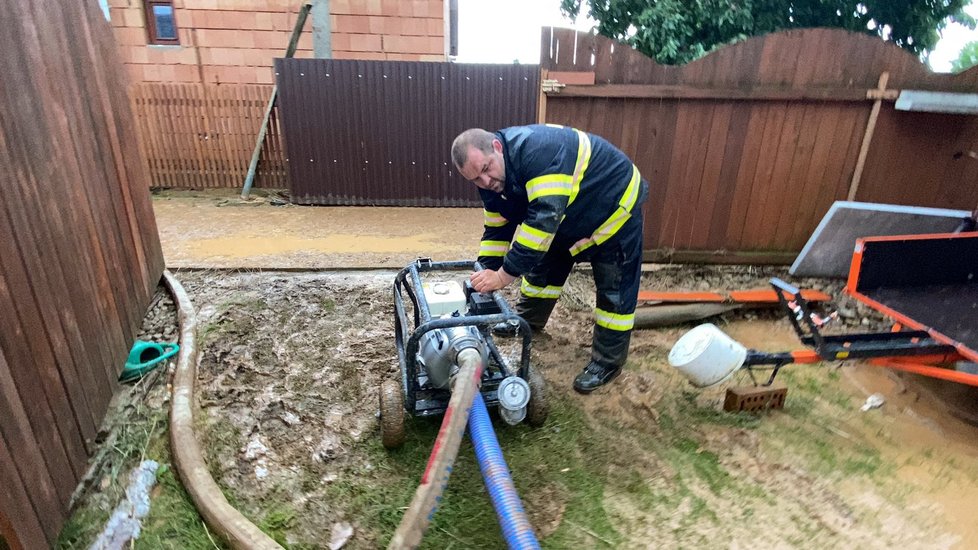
[{"left": 144, "top": 1, "right": 178, "bottom": 45}]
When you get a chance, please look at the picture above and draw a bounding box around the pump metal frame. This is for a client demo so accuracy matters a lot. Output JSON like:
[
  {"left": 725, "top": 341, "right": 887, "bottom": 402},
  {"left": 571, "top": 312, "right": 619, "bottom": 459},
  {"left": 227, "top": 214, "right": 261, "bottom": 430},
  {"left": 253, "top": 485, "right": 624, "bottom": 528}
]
[{"left": 393, "top": 259, "right": 532, "bottom": 416}]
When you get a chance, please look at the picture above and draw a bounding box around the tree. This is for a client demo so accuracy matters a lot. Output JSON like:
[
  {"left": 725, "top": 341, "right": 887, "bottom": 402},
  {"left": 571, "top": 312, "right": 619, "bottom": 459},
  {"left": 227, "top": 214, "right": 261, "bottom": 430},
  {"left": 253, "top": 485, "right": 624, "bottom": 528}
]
[
  {"left": 951, "top": 40, "right": 978, "bottom": 72},
  {"left": 560, "top": 0, "right": 976, "bottom": 65}
]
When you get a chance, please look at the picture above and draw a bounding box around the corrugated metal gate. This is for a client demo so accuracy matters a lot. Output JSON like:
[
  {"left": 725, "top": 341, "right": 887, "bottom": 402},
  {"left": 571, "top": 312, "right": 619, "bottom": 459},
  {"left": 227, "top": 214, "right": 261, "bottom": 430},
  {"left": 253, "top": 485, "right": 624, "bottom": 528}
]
[{"left": 274, "top": 59, "right": 539, "bottom": 206}]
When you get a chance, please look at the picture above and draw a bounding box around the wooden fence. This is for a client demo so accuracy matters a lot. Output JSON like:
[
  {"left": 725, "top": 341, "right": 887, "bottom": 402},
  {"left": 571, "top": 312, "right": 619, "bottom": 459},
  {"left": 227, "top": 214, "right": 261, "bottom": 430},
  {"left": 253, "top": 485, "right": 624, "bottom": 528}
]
[
  {"left": 0, "top": 1, "right": 164, "bottom": 548},
  {"left": 130, "top": 82, "right": 288, "bottom": 189},
  {"left": 542, "top": 27, "right": 978, "bottom": 263}
]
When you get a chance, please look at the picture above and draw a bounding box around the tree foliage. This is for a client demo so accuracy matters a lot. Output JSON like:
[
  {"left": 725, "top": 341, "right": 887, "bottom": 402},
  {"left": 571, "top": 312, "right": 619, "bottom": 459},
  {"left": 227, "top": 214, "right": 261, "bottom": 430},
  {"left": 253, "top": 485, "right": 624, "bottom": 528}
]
[
  {"left": 560, "top": 0, "right": 975, "bottom": 65},
  {"left": 950, "top": 40, "right": 978, "bottom": 72}
]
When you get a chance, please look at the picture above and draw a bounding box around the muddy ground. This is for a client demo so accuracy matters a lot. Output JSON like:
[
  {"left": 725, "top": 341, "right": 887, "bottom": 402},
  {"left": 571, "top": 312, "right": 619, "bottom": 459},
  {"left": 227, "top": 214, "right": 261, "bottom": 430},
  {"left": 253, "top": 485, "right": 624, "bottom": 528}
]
[
  {"left": 61, "top": 264, "right": 978, "bottom": 549},
  {"left": 173, "top": 265, "right": 978, "bottom": 549}
]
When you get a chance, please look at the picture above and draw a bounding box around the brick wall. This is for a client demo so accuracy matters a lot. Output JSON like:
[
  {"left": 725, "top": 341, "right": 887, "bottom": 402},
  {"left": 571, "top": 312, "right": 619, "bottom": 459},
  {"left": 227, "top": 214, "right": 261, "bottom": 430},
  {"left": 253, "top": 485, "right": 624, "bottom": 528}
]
[{"left": 109, "top": 0, "right": 447, "bottom": 84}]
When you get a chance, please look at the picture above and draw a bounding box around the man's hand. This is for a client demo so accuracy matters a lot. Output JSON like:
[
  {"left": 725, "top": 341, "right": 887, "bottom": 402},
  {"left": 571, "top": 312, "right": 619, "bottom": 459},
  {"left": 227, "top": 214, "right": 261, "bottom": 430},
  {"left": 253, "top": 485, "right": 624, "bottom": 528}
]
[{"left": 470, "top": 267, "right": 517, "bottom": 293}]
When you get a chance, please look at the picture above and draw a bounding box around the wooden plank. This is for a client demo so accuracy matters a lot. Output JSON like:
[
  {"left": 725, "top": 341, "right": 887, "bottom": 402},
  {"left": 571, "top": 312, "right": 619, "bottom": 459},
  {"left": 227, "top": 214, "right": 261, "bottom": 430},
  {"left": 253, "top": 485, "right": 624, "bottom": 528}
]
[
  {"left": 722, "top": 103, "right": 770, "bottom": 248},
  {"left": 788, "top": 105, "right": 846, "bottom": 247},
  {"left": 655, "top": 101, "right": 698, "bottom": 249},
  {"left": 638, "top": 289, "right": 831, "bottom": 303},
  {"left": 71, "top": 0, "right": 150, "bottom": 350},
  {"left": 706, "top": 103, "right": 752, "bottom": 248},
  {"left": 756, "top": 102, "right": 806, "bottom": 249},
  {"left": 548, "top": 70, "right": 596, "bottom": 85},
  {"left": 738, "top": 101, "right": 789, "bottom": 249},
  {"left": 61, "top": 2, "right": 142, "bottom": 362},
  {"left": 0, "top": 8, "right": 107, "bottom": 453},
  {"left": 847, "top": 72, "right": 889, "bottom": 200},
  {"left": 645, "top": 249, "right": 798, "bottom": 265},
  {"left": 687, "top": 101, "right": 732, "bottom": 249},
  {"left": 770, "top": 102, "right": 823, "bottom": 249},
  {"left": 672, "top": 102, "right": 716, "bottom": 249},
  {"left": 0, "top": 236, "right": 83, "bottom": 504},
  {"left": 557, "top": 84, "right": 876, "bottom": 101},
  {"left": 0, "top": 351, "right": 62, "bottom": 546}
]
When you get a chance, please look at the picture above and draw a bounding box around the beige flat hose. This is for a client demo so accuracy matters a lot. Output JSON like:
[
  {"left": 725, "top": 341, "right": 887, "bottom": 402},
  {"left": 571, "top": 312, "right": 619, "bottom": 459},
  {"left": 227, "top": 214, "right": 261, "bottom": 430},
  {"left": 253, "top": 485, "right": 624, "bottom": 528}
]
[
  {"left": 388, "top": 348, "right": 485, "bottom": 549},
  {"left": 164, "top": 270, "right": 283, "bottom": 550}
]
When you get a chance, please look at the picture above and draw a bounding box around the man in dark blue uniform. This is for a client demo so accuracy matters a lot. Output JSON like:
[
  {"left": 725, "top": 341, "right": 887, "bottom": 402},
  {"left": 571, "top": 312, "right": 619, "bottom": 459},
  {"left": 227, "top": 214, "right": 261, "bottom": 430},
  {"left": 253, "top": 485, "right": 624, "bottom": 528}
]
[{"left": 451, "top": 125, "right": 649, "bottom": 393}]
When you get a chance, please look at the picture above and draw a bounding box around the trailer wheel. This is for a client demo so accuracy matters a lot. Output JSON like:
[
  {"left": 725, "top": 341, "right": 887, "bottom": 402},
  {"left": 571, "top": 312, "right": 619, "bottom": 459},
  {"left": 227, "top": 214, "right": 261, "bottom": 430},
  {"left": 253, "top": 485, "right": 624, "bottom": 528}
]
[
  {"left": 525, "top": 367, "right": 549, "bottom": 427},
  {"left": 380, "top": 379, "right": 406, "bottom": 449}
]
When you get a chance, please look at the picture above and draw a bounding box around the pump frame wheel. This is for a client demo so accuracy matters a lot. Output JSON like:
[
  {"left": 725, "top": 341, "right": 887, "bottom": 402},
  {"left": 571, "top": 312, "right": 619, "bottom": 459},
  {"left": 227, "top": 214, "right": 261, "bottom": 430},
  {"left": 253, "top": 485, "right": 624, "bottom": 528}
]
[
  {"left": 525, "top": 367, "right": 549, "bottom": 427},
  {"left": 380, "top": 379, "right": 406, "bottom": 449}
]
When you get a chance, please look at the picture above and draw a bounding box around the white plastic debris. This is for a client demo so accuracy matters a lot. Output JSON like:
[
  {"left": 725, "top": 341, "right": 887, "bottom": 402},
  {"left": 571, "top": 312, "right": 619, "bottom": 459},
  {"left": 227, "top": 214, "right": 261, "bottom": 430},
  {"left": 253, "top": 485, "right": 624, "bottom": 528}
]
[
  {"left": 860, "top": 393, "right": 885, "bottom": 411},
  {"left": 89, "top": 460, "right": 160, "bottom": 550},
  {"left": 328, "top": 522, "right": 354, "bottom": 549}
]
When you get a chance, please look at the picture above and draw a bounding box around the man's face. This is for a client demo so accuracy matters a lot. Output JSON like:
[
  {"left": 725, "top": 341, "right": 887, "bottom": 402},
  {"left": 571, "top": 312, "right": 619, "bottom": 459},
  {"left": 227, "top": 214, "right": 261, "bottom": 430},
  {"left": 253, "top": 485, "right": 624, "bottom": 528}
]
[{"left": 458, "top": 140, "right": 506, "bottom": 194}]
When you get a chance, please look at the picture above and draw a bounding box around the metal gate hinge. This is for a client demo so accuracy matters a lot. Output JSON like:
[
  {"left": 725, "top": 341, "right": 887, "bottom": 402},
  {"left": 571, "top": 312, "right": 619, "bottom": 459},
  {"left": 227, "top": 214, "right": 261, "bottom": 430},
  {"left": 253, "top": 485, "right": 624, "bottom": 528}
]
[{"left": 542, "top": 79, "right": 566, "bottom": 93}]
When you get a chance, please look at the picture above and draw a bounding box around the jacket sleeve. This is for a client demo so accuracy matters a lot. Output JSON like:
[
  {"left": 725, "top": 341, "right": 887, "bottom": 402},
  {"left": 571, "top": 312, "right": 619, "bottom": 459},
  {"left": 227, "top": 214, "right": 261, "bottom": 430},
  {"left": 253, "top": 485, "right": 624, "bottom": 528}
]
[
  {"left": 501, "top": 139, "right": 578, "bottom": 277},
  {"left": 477, "top": 203, "right": 518, "bottom": 271}
]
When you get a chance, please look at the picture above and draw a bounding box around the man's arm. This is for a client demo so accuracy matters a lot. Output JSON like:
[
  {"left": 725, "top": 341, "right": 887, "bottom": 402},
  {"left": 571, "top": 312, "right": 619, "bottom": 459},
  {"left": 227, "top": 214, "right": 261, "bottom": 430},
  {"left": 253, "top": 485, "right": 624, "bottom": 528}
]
[{"left": 477, "top": 207, "right": 517, "bottom": 271}]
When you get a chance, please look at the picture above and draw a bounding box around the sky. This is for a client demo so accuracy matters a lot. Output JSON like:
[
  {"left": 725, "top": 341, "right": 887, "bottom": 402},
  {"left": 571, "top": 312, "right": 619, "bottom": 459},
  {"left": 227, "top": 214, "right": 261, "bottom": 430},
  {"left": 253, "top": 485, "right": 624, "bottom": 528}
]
[{"left": 456, "top": 0, "right": 978, "bottom": 72}]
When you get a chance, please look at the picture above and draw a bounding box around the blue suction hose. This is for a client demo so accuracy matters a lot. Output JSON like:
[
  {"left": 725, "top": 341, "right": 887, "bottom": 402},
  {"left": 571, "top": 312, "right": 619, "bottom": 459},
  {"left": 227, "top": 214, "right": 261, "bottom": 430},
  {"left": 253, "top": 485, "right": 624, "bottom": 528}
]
[{"left": 468, "top": 392, "right": 541, "bottom": 549}]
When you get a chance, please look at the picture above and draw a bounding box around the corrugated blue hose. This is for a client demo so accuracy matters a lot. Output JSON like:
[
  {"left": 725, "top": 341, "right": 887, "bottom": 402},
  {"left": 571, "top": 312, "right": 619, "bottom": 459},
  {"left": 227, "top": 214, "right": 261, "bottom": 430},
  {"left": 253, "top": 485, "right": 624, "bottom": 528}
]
[{"left": 468, "top": 393, "right": 541, "bottom": 550}]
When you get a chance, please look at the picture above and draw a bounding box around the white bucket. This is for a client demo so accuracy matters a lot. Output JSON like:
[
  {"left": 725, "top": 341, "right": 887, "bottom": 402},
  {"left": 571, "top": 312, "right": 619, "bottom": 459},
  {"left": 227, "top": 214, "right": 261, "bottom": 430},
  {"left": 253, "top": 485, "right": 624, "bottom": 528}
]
[{"left": 668, "top": 323, "right": 748, "bottom": 388}]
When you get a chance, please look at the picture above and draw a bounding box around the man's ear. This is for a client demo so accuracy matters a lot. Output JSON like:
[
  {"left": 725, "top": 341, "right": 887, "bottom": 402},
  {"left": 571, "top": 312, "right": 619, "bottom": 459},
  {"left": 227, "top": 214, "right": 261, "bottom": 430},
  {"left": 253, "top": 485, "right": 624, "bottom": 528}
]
[{"left": 492, "top": 138, "right": 503, "bottom": 154}]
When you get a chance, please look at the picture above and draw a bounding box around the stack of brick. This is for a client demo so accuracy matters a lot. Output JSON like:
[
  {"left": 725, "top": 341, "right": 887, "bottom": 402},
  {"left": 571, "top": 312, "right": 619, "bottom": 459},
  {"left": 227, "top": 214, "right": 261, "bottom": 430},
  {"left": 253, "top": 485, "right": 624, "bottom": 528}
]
[{"left": 107, "top": 0, "right": 447, "bottom": 85}]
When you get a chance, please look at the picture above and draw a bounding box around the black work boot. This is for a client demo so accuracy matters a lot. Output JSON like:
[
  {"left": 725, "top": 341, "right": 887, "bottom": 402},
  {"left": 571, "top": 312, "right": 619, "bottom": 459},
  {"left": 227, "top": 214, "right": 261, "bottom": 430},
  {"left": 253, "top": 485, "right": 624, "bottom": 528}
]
[{"left": 573, "top": 361, "right": 622, "bottom": 394}]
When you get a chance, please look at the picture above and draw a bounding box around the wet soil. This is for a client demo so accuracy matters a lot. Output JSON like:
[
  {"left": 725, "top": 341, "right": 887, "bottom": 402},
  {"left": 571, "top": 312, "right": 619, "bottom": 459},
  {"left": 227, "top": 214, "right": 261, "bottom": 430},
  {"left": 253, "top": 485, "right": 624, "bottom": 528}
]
[{"left": 170, "top": 265, "right": 978, "bottom": 549}]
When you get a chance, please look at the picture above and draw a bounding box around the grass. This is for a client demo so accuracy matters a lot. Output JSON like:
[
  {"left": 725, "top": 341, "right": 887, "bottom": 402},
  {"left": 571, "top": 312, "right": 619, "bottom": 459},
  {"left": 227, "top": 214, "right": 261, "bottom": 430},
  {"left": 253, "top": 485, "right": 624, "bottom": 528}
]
[{"left": 316, "top": 399, "right": 623, "bottom": 549}]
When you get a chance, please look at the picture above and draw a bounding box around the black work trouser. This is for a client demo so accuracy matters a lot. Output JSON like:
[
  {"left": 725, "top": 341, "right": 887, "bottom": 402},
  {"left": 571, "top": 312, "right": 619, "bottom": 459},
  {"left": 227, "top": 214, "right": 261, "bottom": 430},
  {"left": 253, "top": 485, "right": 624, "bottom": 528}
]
[{"left": 515, "top": 210, "right": 644, "bottom": 370}]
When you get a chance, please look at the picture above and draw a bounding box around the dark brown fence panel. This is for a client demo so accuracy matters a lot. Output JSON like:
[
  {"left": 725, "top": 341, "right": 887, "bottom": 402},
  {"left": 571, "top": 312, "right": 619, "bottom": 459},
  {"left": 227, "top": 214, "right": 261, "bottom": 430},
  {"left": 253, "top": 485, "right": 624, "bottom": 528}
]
[
  {"left": 857, "top": 107, "right": 978, "bottom": 207},
  {"left": 131, "top": 83, "right": 288, "bottom": 189},
  {"left": 543, "top": 27, "right": 978, "bottom": 262},
  {"left": 0, "top": 0, "right": 165, "bottom": 547},
  {"left": 274, "top": 59, "right": 540, "bottom": 206}
]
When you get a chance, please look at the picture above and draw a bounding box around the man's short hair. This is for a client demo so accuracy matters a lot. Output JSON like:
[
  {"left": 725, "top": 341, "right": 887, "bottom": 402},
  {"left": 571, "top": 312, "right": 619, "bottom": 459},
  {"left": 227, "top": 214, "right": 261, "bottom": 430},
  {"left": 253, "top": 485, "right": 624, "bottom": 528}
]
[{"left": 451, "top": 128, "right": 495, "bottom": 169}]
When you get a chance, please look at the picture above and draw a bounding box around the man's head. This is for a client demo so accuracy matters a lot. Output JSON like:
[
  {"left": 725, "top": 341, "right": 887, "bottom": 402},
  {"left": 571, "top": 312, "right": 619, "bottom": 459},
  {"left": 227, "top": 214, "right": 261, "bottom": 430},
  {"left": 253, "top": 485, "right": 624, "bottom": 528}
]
[{"left": 452, "top": 128, "right": 506, "bottom": 193}]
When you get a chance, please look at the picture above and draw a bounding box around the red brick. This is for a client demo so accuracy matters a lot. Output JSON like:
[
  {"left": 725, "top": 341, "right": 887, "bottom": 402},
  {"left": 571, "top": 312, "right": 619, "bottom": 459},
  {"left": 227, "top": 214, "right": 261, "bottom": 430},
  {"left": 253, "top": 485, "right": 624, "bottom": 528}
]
[
  {"left": 196, "top": 0, "right": 219, "bottom": 9},
  {"left": 178, "top": 28, "right": 194, "bottom": 44},
  {"left": 173, "top": 64, "right": 201, "bottom": 82},
  {"left": 107, "top": 0, "right": 131, "bottom": 8},
  {"left": 254, "top": 11, "right": 274, "bottom": 30},
  {"left": 201, "top": 66, "right": 221, "bottom": 84},
  {"left": 427, "top": 0, "right": 444, "bottom": 19},
  {"left": 128, "top": 64, "right": 144, "bottom": 82},
  {"left": 383, "top": 34, "right": 440, "bottom": 54},
  {"left": 129, "top": 47, "right": 150, "bottom": 64},
  {"left": 426, "top": 17, "right": 444, "bottom": 37},
  {"left": 425, "top": 35, "right": 444, "bottom": 54},
  {"left": 334, "top": 14, "right": 370, "bottom": 33},
  {"left": 331, "top": 0, "right": 353, "bottom": 15},
  {"left": 250, "top": 30, "right": 278, "bottom": 49},
  {"left": 349, "top": 33, "right": 382, "bottom": 52},
  {"left": 109, "top": 7, "right": 127, "bottom": 24},
  {"left": 419, "top": 54, "right": 444, "bottom": 62},
  {"left": 255, "top": 66, "right": 275, "bottom": 84},
  {"left": 114, "top": 26, "right": 145, "bottom": 46},
  {"left": 271, "top": 12, "right": 291, "bottom": 31},
  {"left": 157, "top": 64, "right": 177, "bottom": 82},
  {"left": 331, "top": 33, "right": 352, "bottom": 51},
  {"left": 357, "top": 51, "right": 387, "bottom": 60},
  {"left": 296, "top": 31, "right": 313, "bottom": 51},
  {"left": 349, "top": 0, "right": 382, "bottom": 16},
  {"left": 380, "top": 0, "right": 399, "bottom": 16},
  {"left": 388, "top": 53, "right": 421, "bottom": 61}
]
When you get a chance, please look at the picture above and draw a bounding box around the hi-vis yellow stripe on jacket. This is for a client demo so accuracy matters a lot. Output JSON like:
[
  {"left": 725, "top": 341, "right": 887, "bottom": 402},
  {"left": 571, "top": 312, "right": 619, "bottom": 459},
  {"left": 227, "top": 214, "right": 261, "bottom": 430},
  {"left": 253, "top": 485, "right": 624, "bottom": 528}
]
[{"left": 476, "top": 124, "right": 648, "bottom": 277}]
